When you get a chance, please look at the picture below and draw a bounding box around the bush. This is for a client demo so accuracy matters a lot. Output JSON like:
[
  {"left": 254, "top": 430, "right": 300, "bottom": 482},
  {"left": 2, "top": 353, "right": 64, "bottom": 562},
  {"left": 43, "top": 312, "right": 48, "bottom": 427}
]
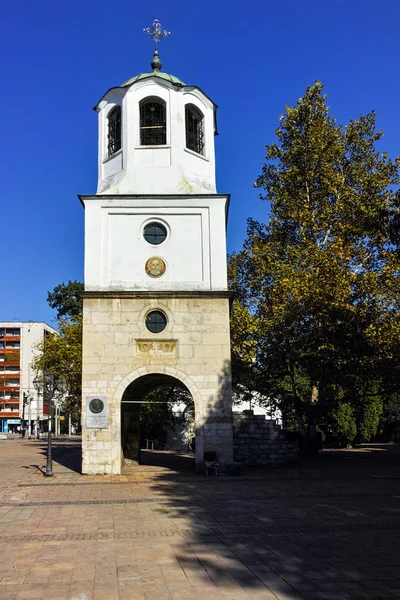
[
  {"left": 328, "top": 403, "right": 357, "bottom": 447},
  {"left": 356, "top": 396, "right": 383, "bottom": 443}
]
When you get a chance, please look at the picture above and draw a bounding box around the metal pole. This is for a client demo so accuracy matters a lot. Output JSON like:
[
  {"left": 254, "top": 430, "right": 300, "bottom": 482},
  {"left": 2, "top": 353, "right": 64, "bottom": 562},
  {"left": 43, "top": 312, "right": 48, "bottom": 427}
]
[
  {"left": 45, "top": 413, "right": 53, "bottom": 477},
  {"left": 21, "top": 392, "right": 26, "bottom": 436},
  {"left": 36, "top": 394, "right": 40, "bottom": 439},
  {"left": 27, "top": 398, "right": 32, "bottom": 439},
  {"left": 68, "top": 412, "right": 72, "bottom": 437}
]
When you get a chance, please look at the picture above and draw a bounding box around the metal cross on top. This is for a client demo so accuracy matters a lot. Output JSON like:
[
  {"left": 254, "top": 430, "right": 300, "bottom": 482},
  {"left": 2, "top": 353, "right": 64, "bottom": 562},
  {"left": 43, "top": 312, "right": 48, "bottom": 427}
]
[{"left": 143, "top": 19, "right": 171, "bottom": 46}]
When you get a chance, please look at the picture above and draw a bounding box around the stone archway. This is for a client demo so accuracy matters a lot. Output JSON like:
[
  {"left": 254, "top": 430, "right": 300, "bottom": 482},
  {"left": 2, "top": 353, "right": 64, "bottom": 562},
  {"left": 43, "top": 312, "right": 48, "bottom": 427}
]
[{"left": 115, "top": 366, "right": 204, "bottom": 469}]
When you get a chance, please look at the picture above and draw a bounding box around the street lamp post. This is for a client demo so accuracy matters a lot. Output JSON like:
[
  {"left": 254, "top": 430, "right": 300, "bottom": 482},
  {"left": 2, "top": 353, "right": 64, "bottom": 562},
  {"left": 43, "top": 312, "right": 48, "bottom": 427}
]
[
  {"left": 32, "top": 387, "right": 42, "bottom": 439},
  {"left": 36, "top": 395, "right": 40, "bottom": 439},
  {"left": 21, "top": 392, "right": 34, "bottom": 438},
  {"left": 33, "top": 373, "right": 66, "bottom": 477},
  {"left": 27, "top": 396, "right": 32, "bottom": 438},
  {"left": 22, "top": 392, "right": 27, "bottom": 438}
]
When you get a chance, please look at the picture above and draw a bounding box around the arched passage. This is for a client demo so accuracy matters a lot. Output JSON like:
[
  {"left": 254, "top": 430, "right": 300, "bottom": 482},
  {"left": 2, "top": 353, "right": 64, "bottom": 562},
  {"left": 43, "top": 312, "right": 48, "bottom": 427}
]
[{"left": 120, "top": 372, "right": 197, "bottom": 470}]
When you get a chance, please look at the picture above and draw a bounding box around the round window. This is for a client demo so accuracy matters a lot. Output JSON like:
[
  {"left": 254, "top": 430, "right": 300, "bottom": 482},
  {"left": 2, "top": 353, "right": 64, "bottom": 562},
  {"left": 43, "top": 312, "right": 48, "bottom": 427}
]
[
  {"left": 143, "top": 222, "right": 167, "bottom": 245},
  {"left": 145, "top": 310, "right": 167, "bottom": 333}
]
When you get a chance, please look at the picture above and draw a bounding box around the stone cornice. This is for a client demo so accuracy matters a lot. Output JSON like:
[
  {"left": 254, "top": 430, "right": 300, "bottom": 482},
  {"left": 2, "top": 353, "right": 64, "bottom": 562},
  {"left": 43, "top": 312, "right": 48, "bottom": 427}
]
[
  {"left": 78, "top": 193, "right": 231, "bottom": 209},
  {"left": 81, "top": 290, "right": 234, "bottom": 301},
  {"left": 79, "top": 193, "right": 230, "bottom": 200}
]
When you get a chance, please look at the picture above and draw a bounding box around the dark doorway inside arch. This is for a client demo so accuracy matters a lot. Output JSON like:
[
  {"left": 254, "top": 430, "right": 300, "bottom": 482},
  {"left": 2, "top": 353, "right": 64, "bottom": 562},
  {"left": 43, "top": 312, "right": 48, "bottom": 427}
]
[{"left": 121, "top": 374, "right": 195, "bottom": 471}]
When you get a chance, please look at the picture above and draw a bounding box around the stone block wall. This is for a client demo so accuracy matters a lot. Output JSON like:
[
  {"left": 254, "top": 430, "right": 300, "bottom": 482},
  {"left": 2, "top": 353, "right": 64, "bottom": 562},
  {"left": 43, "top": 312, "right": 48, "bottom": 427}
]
[
  {"left": 81, "top": 294, "right": 234, "bottom": 475},
  {"left": 233, "top": 410, "right": 298, "bottom": 465}
]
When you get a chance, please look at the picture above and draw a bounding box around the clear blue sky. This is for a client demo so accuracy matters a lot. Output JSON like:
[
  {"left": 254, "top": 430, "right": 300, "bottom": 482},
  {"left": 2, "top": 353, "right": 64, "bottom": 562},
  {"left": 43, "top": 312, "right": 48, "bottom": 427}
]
[{"left": 1, "top": 0, "right": 399, "bottom": 325}]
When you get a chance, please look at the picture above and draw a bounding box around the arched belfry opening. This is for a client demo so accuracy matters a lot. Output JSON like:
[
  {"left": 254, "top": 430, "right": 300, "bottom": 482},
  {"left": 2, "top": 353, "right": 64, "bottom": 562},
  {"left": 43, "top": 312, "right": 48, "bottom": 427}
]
[
  {"left": 121, "top": 373, "right": 195, "bottom": 470},
  {"left": 80, "top": 35, "right": 234, "bottom": 475}
]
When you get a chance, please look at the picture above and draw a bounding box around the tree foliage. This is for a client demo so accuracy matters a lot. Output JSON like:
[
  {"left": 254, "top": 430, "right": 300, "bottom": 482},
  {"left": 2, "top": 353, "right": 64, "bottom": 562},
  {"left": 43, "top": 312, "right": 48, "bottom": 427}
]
[
  {"left": 32, "top": 317, "right": 82, "bottom": 426},
  {"left": 47, "top": 280, "right": 84, "bottom": 319},
  {"left": 380, "top": 393, "right": 400, "bottom": 441},
  {"left": 140, "top": 385, "right": 193, "bottom": 444},
  {"left": 32, "top": 281, "right": 85, "bottom": 427},
  {"left": 230, "top": 81, "right": 400, "bottom": 442}
]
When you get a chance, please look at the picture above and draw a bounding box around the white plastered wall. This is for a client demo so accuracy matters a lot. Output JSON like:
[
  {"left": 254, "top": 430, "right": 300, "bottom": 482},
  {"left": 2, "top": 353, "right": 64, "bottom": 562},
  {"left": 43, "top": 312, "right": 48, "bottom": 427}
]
[
  {"left": 96, "top": 78, "right": 217, "bottom": 195},
  {"left": 82, "top": 195, "right": 229, "bottom": 292}
]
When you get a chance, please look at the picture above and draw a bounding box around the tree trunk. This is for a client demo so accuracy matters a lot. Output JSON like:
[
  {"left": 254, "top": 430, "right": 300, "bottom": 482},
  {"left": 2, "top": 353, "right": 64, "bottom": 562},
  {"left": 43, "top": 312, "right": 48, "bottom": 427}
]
[
  {"left": 287, "top": 357, "right": 306, "bottom": 434},
  {"left": 311, "top": 385, "right": 319, "bottom": 403}
]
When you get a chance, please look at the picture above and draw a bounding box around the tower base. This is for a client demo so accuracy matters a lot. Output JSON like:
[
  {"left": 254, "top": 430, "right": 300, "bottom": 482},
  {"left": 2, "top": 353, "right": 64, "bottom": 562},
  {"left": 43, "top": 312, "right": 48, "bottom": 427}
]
[{"left": 81, "top": 292, "right": 233, "bottom": 475}]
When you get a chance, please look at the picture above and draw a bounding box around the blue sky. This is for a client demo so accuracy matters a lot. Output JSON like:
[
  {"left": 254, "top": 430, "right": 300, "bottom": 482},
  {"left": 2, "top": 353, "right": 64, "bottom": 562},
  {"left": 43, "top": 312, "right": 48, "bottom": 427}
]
[{"left": 1, "top": 0, "right": 399, "bottom": 324}]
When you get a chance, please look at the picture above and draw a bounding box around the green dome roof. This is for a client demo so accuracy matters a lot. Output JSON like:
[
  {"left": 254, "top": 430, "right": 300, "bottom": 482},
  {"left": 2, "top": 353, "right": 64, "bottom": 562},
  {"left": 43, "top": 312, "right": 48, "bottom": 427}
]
[
  {"left": 94, "top": 50, "right": 217, "bottom": 117},
  {"left": 121, "top": 49, "right": 185, "bottom": 88},
  {"left": 121, "top": 71, "right": 185, "bottom": 88}
]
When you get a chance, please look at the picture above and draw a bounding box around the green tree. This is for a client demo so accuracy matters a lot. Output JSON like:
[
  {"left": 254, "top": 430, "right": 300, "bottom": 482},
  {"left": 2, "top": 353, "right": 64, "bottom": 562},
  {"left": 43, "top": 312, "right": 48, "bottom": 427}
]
[
  {"left": 32, "top": 317, "right": 82, "bottom": 429},
  {"left": 329, "top": 402, "right": 357, "bottom": 447},
  {"left": 380, "top": 393, "right": 400, "bottom": 441},
  {"left": 47, "top": 280, "right": 84, "bottom": 319},
  {"left": 33, "top": 280, "right": 85, "bottom": 429},
  {"left": 230, "top": 81, "right": 400, "bottom": 438},
  {"left": 140, "top": 386, "right": 193, "bottom": 444}
]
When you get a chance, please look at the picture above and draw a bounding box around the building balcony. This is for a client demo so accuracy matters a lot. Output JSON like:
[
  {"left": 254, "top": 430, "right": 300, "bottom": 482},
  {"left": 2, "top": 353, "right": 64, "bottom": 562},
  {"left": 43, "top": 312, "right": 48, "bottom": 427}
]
[
  {"left": 0, "top": 386, "right": 20, "bottom": 393},
  {"left": 0, "top": 371, "right": 20, "bottom": 375}
]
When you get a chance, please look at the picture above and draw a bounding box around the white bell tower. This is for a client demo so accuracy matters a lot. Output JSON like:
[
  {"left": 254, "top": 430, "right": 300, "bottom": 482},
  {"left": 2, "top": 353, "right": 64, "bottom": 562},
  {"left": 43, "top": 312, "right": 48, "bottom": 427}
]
[
  {"left": 81, "top": 23, "right": 234, "bottom": 475},
  {"left": 95, "top": 47, "right": 217, "bottom": 196}
]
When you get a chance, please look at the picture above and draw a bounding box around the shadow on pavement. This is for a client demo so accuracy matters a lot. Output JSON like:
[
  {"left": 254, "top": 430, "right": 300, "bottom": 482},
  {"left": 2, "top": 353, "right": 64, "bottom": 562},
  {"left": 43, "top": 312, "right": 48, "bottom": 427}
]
[
  {"left": 138, "top": 449, "right": 195, "bottom": 470},
  {"left": 140, "top": 443, "right": 400, "bottom": 598},
  {"left": 33, "top": 438, "right": 82, "bottom": 474},
  {"left": 14, "top": 436, "right": 400, "bottom": 597}
]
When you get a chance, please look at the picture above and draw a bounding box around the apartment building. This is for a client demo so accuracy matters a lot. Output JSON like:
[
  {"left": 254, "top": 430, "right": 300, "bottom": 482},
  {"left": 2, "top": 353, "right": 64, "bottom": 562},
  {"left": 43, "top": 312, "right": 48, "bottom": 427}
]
[{"left": 0, "top": 322, "right": 58, "bottom": 434}]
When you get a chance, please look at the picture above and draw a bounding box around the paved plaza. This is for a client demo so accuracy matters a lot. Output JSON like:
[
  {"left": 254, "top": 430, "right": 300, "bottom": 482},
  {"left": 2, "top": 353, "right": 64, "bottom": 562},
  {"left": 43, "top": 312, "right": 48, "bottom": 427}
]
[{"left": 0, "top": 440, "right": 400, "bottom": 599}]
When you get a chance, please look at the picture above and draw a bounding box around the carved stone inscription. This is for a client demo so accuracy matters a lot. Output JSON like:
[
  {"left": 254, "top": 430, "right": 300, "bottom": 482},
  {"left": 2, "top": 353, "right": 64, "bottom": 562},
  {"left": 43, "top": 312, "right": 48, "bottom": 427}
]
[
  {"left": 136, "top": 339, "right": 177, "bottom": 357},
  {"left": 86, "top": 396, "right": 108, "bottom": 429}
]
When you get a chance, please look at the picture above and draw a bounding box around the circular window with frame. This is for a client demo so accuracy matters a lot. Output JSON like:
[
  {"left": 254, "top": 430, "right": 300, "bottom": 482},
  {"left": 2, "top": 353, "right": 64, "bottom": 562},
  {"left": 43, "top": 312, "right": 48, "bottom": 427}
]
[
  {"left": 145, "top": 310, "right": 167, "bottom": 334},
  {"left": 143, "top": 222, "right": 167, "bottom": 245}
]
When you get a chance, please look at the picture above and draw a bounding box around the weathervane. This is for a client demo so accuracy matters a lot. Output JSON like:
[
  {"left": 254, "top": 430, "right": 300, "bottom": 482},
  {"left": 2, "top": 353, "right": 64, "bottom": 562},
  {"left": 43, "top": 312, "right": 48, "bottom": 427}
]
[{"left": 143, "top": 19, "right": 171, "bottom": 47}]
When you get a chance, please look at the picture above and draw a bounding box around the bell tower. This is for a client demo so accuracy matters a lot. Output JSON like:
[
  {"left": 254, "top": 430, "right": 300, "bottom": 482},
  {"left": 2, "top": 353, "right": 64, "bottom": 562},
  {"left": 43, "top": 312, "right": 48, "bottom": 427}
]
[{"left": 81, "top": 21, "right": 234, "bottom": 475}]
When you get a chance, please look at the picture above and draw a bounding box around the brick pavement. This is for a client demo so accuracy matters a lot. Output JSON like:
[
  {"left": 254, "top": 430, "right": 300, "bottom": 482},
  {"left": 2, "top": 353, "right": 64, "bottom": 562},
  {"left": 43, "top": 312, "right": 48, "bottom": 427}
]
[{"left": 0, "top": 439, "right": 400, "bottom": 599}]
